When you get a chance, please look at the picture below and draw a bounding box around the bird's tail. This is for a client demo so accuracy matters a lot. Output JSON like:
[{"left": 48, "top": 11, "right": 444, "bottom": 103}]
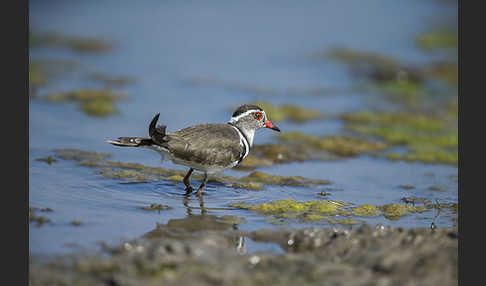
[
  {"left": 106, "top": 137, "right": 155, "bottom": 147},
  {"left": 107, "top": 113, "right": 168, "bottom": 147}
]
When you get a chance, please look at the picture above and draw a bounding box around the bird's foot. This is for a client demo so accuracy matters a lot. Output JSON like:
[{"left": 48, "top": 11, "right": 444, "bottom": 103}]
[{"left": 184, "top": 186, "right": 194, "bottom": 195}]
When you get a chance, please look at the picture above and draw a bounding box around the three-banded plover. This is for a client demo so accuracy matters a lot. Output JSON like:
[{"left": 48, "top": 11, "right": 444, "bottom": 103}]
[{"left": 107, "top": 104, "right": 280, "bottom": 196}]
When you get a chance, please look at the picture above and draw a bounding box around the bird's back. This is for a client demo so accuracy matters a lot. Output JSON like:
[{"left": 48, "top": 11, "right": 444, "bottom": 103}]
[{"left": 164, "top": 123, "right": 244, "bottom": 171}]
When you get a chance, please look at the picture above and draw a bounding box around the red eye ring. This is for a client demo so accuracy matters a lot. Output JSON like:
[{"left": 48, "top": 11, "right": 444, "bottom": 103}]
[{"left": 254, "top": 112, "right": 263, "bottom": 120}]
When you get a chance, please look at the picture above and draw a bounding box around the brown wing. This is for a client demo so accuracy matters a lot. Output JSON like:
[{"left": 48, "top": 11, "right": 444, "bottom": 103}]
[{"left": 164, "top": 123, "right": 243, "bottom": 167}]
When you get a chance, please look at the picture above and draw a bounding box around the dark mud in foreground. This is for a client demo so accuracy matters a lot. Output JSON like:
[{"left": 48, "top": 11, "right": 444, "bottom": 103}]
[{"left": 30, "top": 221, "right": 457, "bottom": 286}]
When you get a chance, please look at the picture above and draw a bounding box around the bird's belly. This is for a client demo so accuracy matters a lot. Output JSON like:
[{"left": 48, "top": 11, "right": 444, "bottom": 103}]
[
  {"left": 171, "top": 157, "right": 236, "bottom": 174},
  {"left": 146, "top": 145, "right": 238, "bottom": 174}
]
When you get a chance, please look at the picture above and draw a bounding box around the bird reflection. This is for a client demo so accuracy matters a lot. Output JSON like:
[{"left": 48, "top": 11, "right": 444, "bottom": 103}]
[
  {"left": 235, "top": 235, "right": 246, "bottom": 255},
  {"left": 180, "top": 191, "right": 246, "bottom": 254},
  {"left": 183, "top": 191, "right": 207, "bottom": 216}
]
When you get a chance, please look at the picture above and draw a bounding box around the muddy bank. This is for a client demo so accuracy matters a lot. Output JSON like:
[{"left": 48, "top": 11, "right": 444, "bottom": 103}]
[{"left": 30, "top": 220, "right": 457, "bottom": 286}]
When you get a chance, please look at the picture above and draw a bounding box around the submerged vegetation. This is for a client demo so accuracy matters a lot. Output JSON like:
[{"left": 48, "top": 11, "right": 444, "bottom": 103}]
[
  {"left": 29, "top": 207, "right": 53, "bottom": 227},
  {"left": 325, "top": 43, "right": 457, "bottom": 108},
  {"left": 277, "top": 132, "right": 388, "bottom": 157},
  {"left": 36, "top": 156, "right": 57, "bottom": 165},
  {"left": 139, "top": 204, "right": 173, "bottom": 212},
  {"left": 247, "top": 101, "right": 324, "bottom": 123},
  {"left": 229, "top": 199, "right": 346, "bottom": 222},
  {"left": 416, "top": 28, "right": 458, "bottom": 52},
  {"left": 29, "top": 58, "right": 78, "bottom": 97},
  {"left": 45, "top": 89, "right": 127, "bottom": 117},
  {"left": 87, "top": 72, "right": 137, "bottom": 88},
  {"left": 234, "top": 143, "right": 339, "bottom": 171},
  {"left": 239, "top": 171, "right": 330, "bottom": 187},
  {"left": 379, "top": 203, "right": 427, "bottom": 220},
  {"left": 230, "top": 199, "right": 434, "bottom": 224},
  {"left": 29, "top": 31, "right": 132, "bottom": 119},
  {"left": 30, "top": 31, "right": 114, "bottom": 53},
  {"left": 53, "top": 149, "right": 331, "bottom": 189},
  {"left": 342, "top": 111, "right": 457, "bottom": 164}
]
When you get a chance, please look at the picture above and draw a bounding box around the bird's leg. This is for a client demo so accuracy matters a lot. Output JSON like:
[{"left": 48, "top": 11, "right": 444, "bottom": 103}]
[
  {"left": 183, "top": 168, "right": 194, "bottom": 194},
  {"left": 198, "top": 194, "right": 207, "bottom": 215},
  {"left": 196, "top": 172, "right": 208, "bottom": 197}
]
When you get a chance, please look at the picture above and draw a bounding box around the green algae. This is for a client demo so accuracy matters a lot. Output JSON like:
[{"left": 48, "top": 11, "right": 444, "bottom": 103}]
[
  {"left": 234, "top": 143, "right": 317, "bottom": 171},
  {"left": 277, "top": 131, "right": 387, "bottom": 157},
  {"left": 31, "top": 216, "right": 51, "bottom": 227},
  {"left": 229, "top": 199, "right": 344, "bottom": 221},
  {"left": 80, "top": 99, "right": 117, "bottom": 117},
  {"left": 342, "top": 111, "right": 449, "bottom": 134},
  {"left": 352, "top": 204, "right": 380, "bottom": 217},
  {"left": 424, "top": 62, "right": 458, "bottom": 88},
  {"left": 399, "top": 185, "right": 415, "bottom": 190},
  {"left": 29, "top": 31, "right": 42, "bottom": 47},
  {"left": 228, "top": 182, "right": 264, "bottom": 190},
  {"left": 231, "top": 200, "right": 432, "bottom": 223},
  {"left": 56, "top": 148, "right": 111, "bottom": 162},
  {"left": 239, "top": 171, "right": 330, "bottom": 187},
  {"left": 376, "top": 80, "right": 432, "bottom": 107},
  {"left": 428, "top": 186, "right": 446, "bottom": 192},
  {"left": 302, "top": 214, "right": 326, "bottom": 221},
  {"left": 444, "top": 97, "right": 458, "bottom": 116},
  {"left": 416, "top": 28, "right": 458, "bottom": 51},
  {"left": 166, "top": 175, "right": 184, "bottom": 182},
  {"left": 139, "top": 204, "right": 173, "bottom": 212},
  {"left": 30, "top": 31, "right": 114, "bottom": 53},
  {"left": 71, "top": 220, "right": 83, "bottom": 226},
  {"left": 235, "top": 154, "right": 274, "bottom": 171},
  {"left": 36, "top": 156, "right": 57, "bottom": 165},
  {"left": 29, "top": 207, "right": 52, "bottom": 227},
  {"left": 325, "top": 47, "right": 428, "bottom": 103},
  {"left": 251, "top": 144, "right": 311, "bottom": 163},
  {"left": 401, "top": 197, "right": 430, "bottom": 206},
  {"left": 342, "top": 111, "right": 457, "bottom": 165},
  {"left": 29, "top": 64, "right": 46, "bottom": 94},
  {"left": 324, "top": 47, "right": 401, "bottom": 71},
  {"left": 29, "top": 58, "right": 78, "bottom": 96},
  {"left": 248, "top": 101, "right": 324, "bottom": 123},
  {"left": 379, "top": 203, "right": 427, "bottom": 221},
  {"left": 339, "top": 209, "right": 351, "bottom": 216},
  {"left": 434, "top": 202, "right": 458, "bottom": 214},
  {"left": 326, "top": 46, "right": 457, "bottom": 110},
  {"left": 54, "top": 149, "right": 331, "bottom": 189},
  {"left": 46, "top": 89, "right": 125, "bottom": 102},
  {"left": 99, "top": 168, "right": 148, "bottom": 182},
  {"left": 386, "top": 145, "right": 457, "bottom": 165},
  {"left": 88, "top": 72, "right": 136, "bottom": 88},
  {"left": 45, "top": 89, "right": 126, "bottom": 117}
]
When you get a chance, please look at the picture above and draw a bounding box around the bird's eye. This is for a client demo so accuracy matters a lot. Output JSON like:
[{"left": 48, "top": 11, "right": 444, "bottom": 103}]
[{"left": 254, "top": 112, "right": 263, "bottom": 120}]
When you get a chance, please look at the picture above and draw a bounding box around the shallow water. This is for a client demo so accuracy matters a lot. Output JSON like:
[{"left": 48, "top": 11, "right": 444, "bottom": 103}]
[{"left": 29, "top": 0, "right": 457, "bottom": 254}]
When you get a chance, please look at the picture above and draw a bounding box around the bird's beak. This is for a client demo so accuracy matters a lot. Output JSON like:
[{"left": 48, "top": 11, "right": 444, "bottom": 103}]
[{"left": 265, "top": 120, "right": 280, "bottom": 132}]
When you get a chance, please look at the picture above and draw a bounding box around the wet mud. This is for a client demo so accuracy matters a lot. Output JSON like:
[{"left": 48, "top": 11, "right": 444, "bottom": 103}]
[{"left": 30, "top": 219, "right": 457, "bottom": 286}]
